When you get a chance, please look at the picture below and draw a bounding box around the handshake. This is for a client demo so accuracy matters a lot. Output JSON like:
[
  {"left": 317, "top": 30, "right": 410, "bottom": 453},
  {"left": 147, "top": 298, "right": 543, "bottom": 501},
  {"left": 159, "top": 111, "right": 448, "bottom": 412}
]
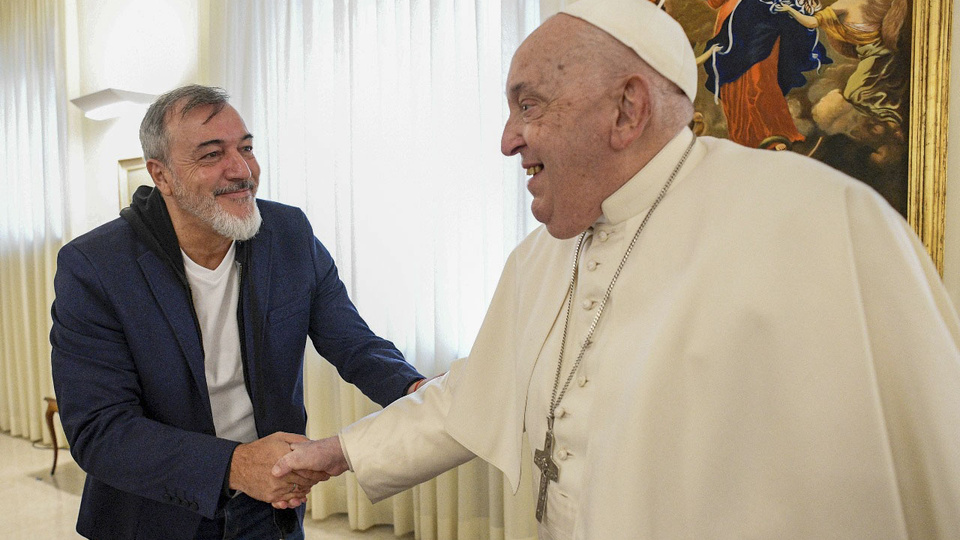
[
  {"left": 228, "top": 432, "right": 347, "bottom": 510},
  {"left": 229, "top": 376, "right": 441, "bottom": 508}
]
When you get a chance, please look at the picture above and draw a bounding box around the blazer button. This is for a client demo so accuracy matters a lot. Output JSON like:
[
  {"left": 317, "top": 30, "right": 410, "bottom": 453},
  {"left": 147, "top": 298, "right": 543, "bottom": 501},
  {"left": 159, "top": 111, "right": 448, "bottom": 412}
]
[{"left": 190, "top": 502, "right": 199, "bottom": 511}]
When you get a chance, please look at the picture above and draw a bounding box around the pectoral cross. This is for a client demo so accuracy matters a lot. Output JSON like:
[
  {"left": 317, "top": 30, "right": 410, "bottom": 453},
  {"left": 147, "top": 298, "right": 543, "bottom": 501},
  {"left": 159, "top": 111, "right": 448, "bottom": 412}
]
[{"left": 533, "top": 416, "right": 560, "bottom": 522}]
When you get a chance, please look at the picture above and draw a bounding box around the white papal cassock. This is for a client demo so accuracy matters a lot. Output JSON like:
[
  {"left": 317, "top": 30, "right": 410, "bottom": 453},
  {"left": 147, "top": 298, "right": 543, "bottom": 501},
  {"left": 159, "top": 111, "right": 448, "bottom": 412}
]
[{"left": 340, "top": 129, "right": 960, "bottom": 539}]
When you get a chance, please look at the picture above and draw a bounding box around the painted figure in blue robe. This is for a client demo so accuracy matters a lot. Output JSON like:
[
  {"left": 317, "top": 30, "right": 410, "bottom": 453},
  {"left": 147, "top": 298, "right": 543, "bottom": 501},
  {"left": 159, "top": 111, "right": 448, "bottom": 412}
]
[{"left": 702, "top": 0, "right": 832, "bottom": 148}]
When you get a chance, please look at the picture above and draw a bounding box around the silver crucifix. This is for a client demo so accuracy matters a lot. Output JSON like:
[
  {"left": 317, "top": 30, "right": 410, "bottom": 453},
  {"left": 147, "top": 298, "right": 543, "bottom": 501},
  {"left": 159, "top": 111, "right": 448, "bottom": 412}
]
[{"left": 533, "top": 416, "right": 560, "bottom": 522}]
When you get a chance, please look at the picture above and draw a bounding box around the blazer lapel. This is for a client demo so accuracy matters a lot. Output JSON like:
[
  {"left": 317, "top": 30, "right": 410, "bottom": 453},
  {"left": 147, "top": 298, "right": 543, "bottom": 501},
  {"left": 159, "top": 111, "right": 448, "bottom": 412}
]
[
  {"left": 138, "top": 251, "right": 209, "bottom": 403},
  {"left": 244, "top": 228, "right": 272, "bottom": 340},
  {"left": 238, "top": 228, "right": 272, "bottom": 432}
]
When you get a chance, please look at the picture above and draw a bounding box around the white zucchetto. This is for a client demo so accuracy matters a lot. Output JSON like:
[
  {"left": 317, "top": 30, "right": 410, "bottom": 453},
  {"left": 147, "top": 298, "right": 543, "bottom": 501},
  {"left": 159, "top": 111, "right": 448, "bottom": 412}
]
[{"left": 561, "top": 0, "right": 699, "bottom": 102}]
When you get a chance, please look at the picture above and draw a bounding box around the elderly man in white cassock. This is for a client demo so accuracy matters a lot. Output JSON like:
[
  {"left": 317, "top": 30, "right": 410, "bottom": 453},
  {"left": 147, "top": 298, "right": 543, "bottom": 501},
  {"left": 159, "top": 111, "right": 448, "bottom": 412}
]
[{"left": 273, "top": 0, "right": 960, "bottom": 537}]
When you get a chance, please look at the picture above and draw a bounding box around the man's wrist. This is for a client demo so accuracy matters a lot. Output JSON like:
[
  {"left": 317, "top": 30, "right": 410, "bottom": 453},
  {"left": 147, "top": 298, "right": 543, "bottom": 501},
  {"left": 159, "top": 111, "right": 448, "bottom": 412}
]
[
  {"left": 406, "top": 378, "right": 426, "bottom": 394},
  {"left": 406, "top": 373, "right": 444, "bottom": 394},
  {"left": 222, "top": 441, "right": 243, "bottom": 500}
]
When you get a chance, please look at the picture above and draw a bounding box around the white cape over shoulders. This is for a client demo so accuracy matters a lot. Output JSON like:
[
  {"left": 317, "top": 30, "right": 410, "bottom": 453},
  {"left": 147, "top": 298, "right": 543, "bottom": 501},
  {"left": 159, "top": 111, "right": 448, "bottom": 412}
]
[{"left": 343, "top": 135, "right": 960, "bottom": 539}]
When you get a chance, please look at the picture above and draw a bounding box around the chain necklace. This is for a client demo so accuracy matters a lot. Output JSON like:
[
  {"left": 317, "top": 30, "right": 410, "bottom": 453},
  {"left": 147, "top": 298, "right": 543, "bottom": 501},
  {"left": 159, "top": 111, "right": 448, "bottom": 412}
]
[{"left": 533, "top": 135, "right": 696, "bottom": 522}]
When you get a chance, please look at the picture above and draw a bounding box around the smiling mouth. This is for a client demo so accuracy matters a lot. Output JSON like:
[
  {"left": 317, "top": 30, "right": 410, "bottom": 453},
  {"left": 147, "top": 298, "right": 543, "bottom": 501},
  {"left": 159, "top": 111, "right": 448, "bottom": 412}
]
[
  {"left": 215, "top": 181, "right": 256, "bottom": 197},
  {"left": 526, "top": 165, "right": 543, "bottom": 175}
]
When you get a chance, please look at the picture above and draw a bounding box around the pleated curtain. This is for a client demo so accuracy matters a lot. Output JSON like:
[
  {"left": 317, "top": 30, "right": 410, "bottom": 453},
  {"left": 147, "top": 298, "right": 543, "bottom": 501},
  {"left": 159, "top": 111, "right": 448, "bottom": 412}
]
[
  {"left": 205, "top": 0, "right": 541, "bottom": 537},
  {"left": 0, "top": 0, "right": 71, "bottom": 446}
]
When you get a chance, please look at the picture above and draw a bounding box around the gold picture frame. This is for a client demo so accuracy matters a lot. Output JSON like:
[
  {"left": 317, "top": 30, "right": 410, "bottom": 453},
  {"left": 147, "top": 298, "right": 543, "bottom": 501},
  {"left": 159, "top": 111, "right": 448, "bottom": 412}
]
[
  {"left": 908, "top": 1, "right": 952, "bottom": 274},
  {"left": 677, "top": 0, "right": 952, "bottom": 274},
  {"left": 118, "top": 157, "right": 152, "bottom": 210}
]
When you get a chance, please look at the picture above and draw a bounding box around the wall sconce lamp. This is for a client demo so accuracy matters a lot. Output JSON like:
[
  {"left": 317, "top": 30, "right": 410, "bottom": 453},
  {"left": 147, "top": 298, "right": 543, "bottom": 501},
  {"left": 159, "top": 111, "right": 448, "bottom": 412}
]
[{"left": 70, "top": 88, "right": 156, "bottom": 121}]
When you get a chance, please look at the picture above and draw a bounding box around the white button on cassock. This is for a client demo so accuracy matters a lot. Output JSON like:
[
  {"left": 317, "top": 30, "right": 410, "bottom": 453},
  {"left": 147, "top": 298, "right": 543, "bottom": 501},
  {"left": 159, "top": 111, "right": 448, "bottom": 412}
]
[
  {"left": 581, "top": 299, "right": 594, "bottom": 310},
  {"left": 597, "top": 230, "right": 609, "bottom": 242},
  {"left": 557, "top": 449, "right": 569, "bottom": 461},
  {"left": 577, "top": 376, "right": 587, "bottom": 387},
  {"left": 586, "top": 261, "right": 598, "bottom": 271}
]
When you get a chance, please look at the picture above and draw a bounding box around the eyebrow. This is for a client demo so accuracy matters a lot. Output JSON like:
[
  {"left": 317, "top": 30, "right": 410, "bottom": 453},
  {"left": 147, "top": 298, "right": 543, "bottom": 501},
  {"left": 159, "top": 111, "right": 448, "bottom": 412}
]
[
  {"left": 195, "top": 134, "right": 254, "bottom": 150},
  {"left": 508, "top": 82, "right": 526, "bottom": 97}
]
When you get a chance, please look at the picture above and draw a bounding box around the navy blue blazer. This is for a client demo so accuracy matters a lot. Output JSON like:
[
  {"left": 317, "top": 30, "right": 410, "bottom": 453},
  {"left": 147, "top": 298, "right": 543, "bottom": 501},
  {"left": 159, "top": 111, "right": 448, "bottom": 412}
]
[{"left": 51, "top": 194, "right": 421, "bottom": 539}]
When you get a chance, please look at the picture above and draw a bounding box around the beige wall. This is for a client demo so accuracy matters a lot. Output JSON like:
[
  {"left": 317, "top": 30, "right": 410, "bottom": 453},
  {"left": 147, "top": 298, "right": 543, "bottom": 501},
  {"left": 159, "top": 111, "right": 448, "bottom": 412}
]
[{"left": 68, "top": 0, "right": 201, "bottom": 234}]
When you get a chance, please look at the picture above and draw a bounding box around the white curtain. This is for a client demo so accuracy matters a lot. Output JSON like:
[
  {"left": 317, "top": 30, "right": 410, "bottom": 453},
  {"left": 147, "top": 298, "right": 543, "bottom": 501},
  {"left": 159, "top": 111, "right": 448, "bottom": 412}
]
[
  {"left": 0, "top": 0, "right": 70, "bottom": 444},
  {"left": 206, "top": 0, "right": 540, "bottom": 537}
]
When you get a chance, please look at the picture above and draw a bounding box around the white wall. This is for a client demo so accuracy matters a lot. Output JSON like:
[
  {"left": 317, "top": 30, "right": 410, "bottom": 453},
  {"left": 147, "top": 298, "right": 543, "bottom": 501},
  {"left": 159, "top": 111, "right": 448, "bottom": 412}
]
[
  {"left": 943, "top": 4, "right": 960, "bottom": 307},
  {"left": 69, "top": 0, "right": 200, "bottom": 232}
]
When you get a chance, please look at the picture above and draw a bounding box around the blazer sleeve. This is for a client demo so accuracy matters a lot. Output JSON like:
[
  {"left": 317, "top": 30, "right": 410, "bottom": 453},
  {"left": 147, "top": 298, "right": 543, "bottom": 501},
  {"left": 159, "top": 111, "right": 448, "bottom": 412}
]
[
  {"left": 50, "top": 243, "right": 239, "bottom": 520},
  {"left": 304, "top": 226, "right": 423, "bottom": 407}
]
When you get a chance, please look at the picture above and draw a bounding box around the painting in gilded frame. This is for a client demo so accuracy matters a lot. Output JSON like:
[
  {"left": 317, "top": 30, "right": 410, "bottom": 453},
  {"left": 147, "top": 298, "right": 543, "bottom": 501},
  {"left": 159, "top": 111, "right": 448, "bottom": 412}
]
[{"left": 663, "top": 0, "right": 950, "bottom": 271}]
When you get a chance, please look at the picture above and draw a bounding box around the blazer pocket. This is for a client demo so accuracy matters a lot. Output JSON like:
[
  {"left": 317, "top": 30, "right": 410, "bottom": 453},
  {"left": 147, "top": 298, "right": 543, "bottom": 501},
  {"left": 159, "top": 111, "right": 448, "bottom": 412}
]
[{"left": 268, "top": 298, "right": 310, "bottom": 326}]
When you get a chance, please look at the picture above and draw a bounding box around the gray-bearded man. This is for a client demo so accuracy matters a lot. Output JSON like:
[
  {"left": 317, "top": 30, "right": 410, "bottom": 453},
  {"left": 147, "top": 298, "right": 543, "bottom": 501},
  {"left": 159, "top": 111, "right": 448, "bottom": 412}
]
[{"left": 51, "top": 85, "right": 424, "bottom": 540}]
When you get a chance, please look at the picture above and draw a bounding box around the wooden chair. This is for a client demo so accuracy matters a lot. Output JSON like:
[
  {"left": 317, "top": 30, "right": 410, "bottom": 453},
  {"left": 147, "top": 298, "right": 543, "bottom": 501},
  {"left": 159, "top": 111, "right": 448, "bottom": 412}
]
[{"left": 43, "top": 397, "right": 59, "bottom": 475}]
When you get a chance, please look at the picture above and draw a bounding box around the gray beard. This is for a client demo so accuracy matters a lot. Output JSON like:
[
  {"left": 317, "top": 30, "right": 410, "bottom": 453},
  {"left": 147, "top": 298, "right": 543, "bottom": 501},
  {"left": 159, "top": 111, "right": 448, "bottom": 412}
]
[
  {"left": 171, "top": 178, "right": 262, "bottom": 241},
  {"left": 209, "top": 202, "right": 262, "bottom": 241}
]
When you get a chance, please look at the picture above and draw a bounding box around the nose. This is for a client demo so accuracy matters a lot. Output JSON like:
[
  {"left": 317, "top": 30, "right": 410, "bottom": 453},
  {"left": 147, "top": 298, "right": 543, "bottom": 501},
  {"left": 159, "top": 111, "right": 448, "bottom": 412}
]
[
  {"left": 224, "top": 149, "right": 252, "bottom": 180},
  {"left": 501, "top": 115, "right": 524, "bottom": 156}
]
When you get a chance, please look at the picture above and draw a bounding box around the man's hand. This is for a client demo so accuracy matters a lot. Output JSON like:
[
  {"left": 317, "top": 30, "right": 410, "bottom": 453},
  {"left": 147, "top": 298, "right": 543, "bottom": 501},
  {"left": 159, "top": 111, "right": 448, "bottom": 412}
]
[
  {"left": 229, "top": 432, "right": 318, "bottom": 505},
  {"left": 406, "top": 373, "right": 444, "bottom": 394},
  {"left": 270, "top": 436, "right": 349, "bottom": 509}
]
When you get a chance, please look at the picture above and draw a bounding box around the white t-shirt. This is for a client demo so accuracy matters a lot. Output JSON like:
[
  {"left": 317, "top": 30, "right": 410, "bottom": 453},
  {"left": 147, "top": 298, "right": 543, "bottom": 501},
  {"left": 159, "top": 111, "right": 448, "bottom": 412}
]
[{"left": 182, "top": 243, "right": 258, "bottom": 444}]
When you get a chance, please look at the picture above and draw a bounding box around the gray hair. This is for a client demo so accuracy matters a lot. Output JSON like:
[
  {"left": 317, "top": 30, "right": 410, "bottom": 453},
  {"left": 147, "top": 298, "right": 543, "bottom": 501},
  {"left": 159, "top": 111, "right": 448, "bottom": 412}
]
[{"left": 139, "top": 84, "right": 230, "bottom": 163}]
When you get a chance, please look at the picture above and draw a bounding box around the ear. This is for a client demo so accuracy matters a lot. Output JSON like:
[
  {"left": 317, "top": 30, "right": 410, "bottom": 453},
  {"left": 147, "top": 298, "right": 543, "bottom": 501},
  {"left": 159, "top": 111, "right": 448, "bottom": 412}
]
[
  {"left": 610, "top": 75, "right": 652, "bottom": 151},
  {"left": 146, "top": 159, "right": 174, "bottom": 196}
]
